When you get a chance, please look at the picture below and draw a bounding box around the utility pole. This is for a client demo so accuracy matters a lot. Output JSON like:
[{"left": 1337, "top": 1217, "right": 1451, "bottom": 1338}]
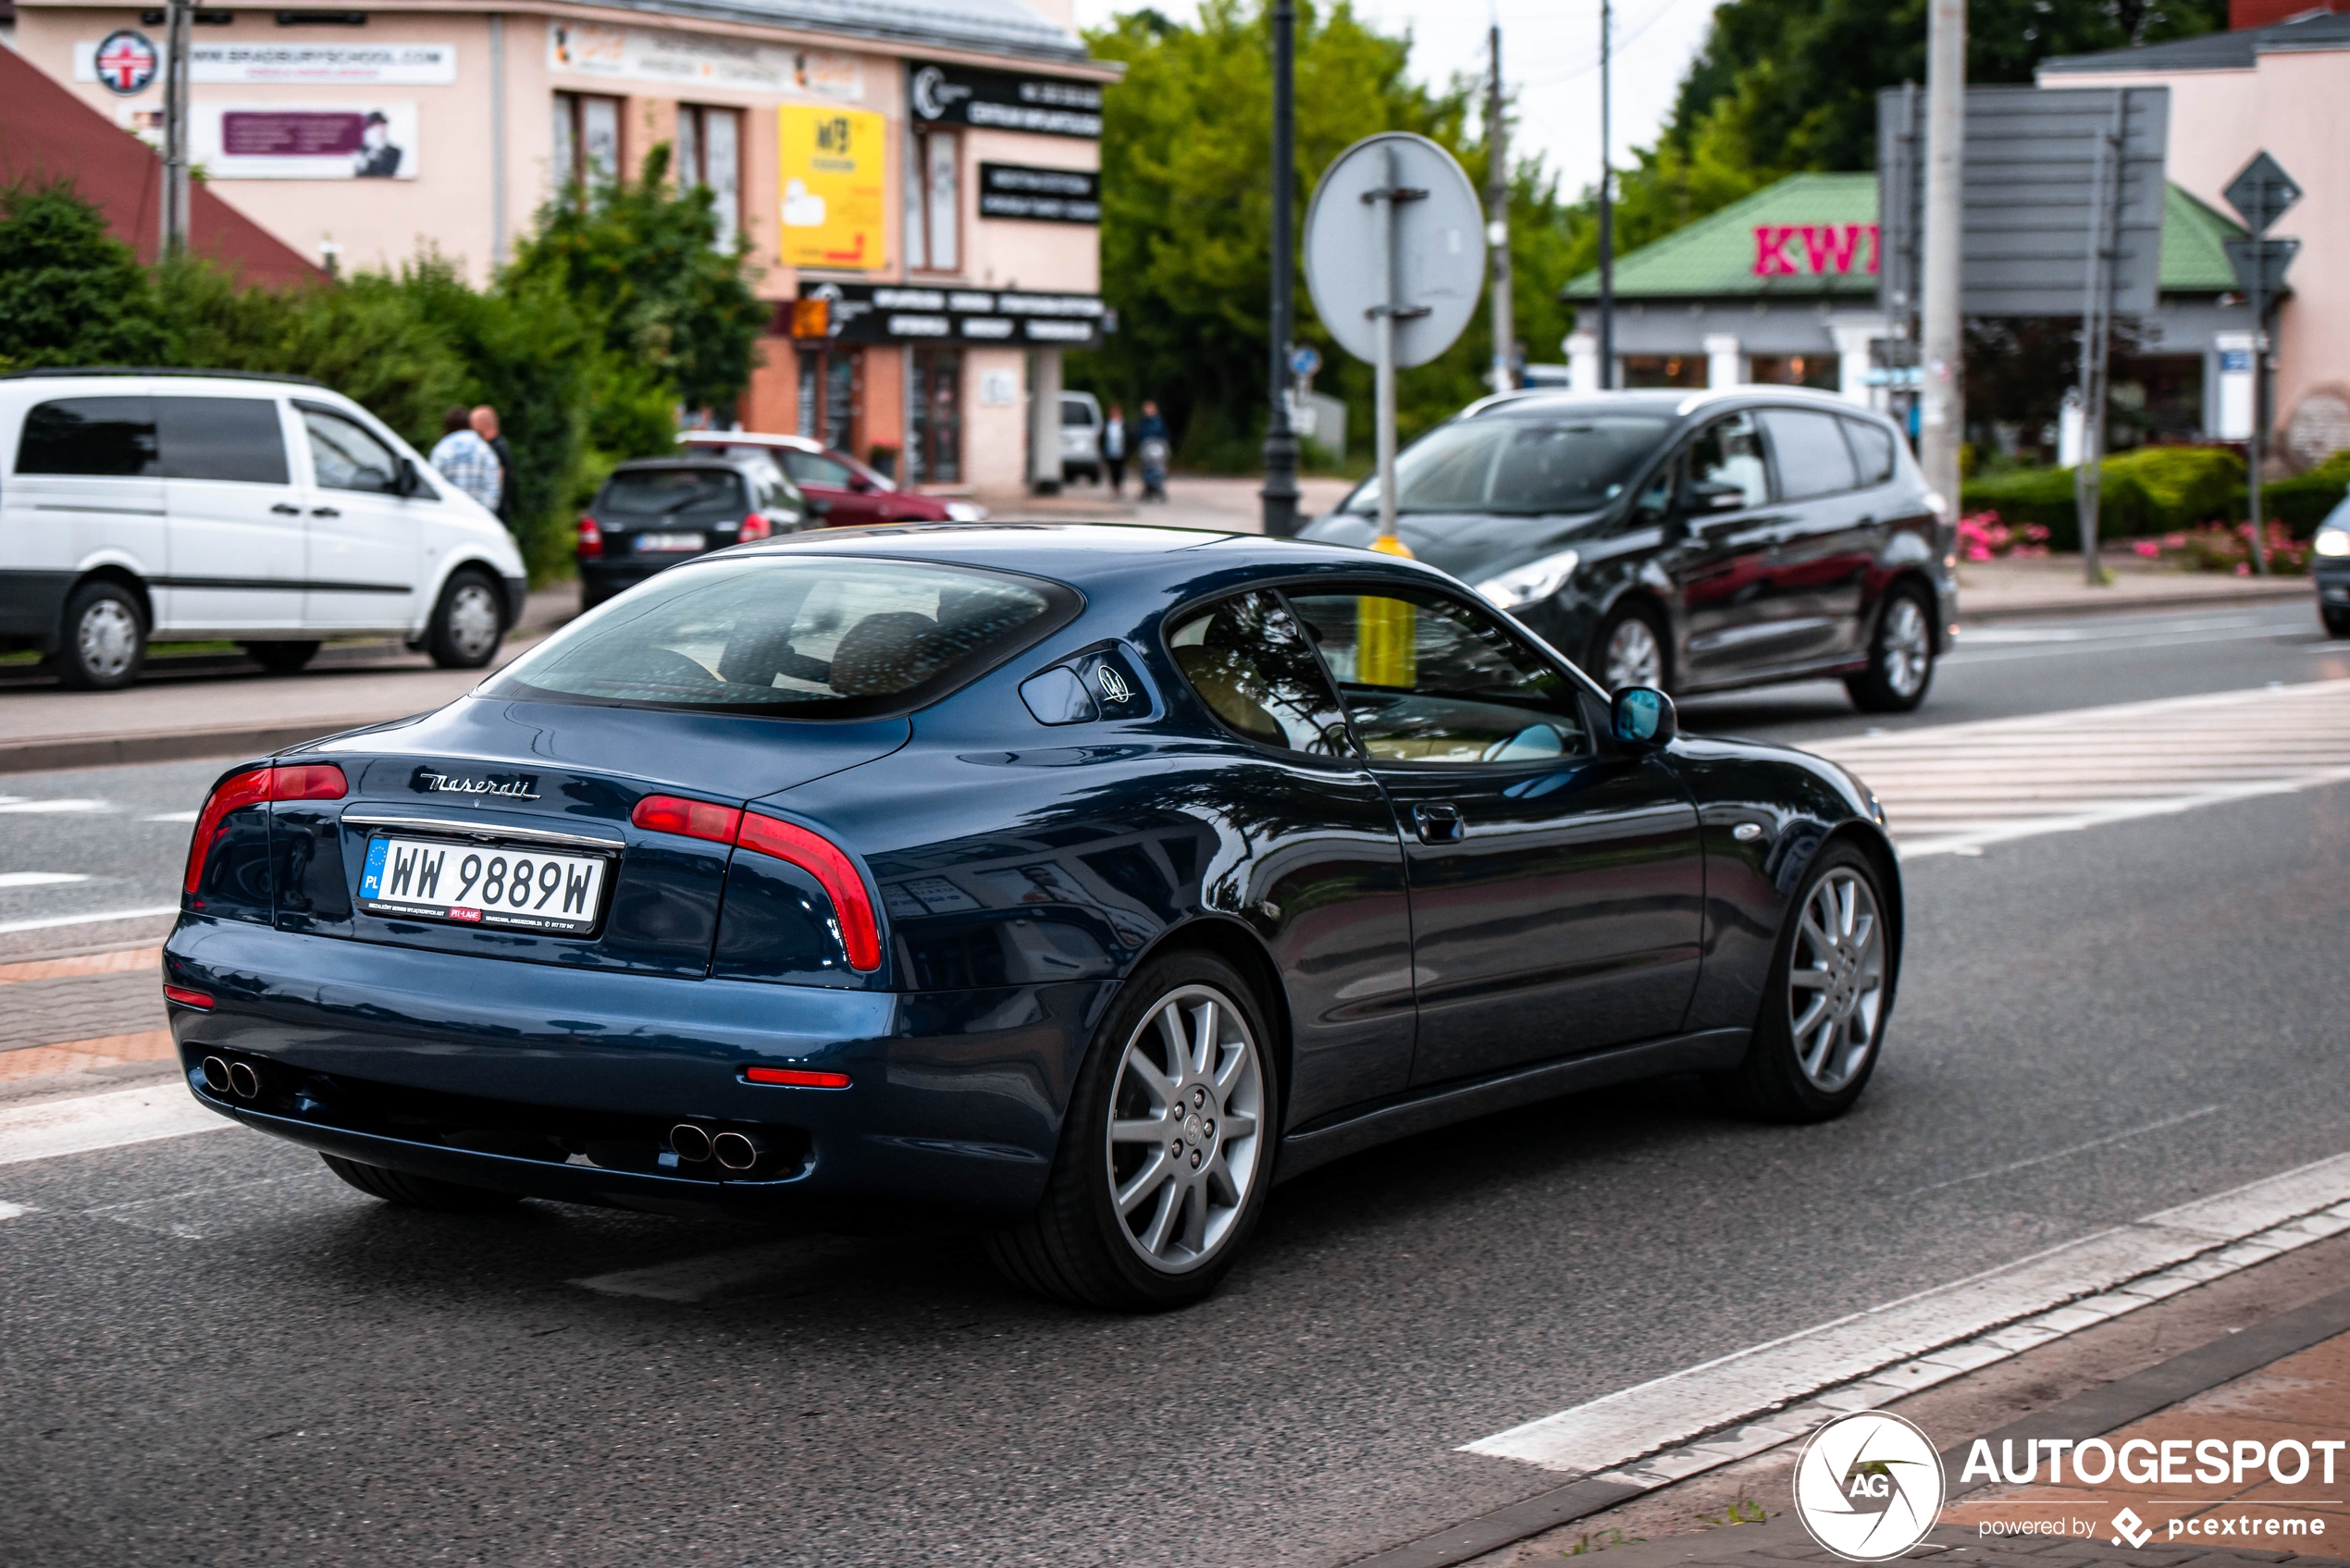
[
  {"left": 1260, "top": 0, "right": 1303, "bottom": 537},
  {"left": 1917, "top": 0, "right": 1965, "bottom": 531},
  {"left": 1484, "top": 25, "right": 1514, "bottom": 398},
  {"left": 1597, "top": 0, "right": 1614, "bottom": 389},
  {"left": 160, "top": 0, "right": 192, "bottom": 259}
]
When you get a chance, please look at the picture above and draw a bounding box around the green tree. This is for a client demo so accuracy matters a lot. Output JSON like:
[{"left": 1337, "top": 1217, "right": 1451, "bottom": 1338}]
[{"left": 0, "top": 179, "right": 167, "bottom": 370}]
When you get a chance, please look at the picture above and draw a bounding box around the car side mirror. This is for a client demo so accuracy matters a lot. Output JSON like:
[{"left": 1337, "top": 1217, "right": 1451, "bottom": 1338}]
[
  {"left": 847, "top": 474, "right": 872, "bottom": 492},
  {"left": 1611, "top": 685, "right": 1677, "bottom": 747},
  {"left": 808, "top": 498, "right": 832, "bottom": 518},
  {"left": 395, "top": 456, "right": 421, "bottom": 498},
  {"left": 1691, "top": 481, "right": 1747, "bottom": 513}
]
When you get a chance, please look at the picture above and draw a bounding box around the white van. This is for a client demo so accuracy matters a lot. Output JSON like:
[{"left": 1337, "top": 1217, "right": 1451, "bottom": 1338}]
[
  {"left": 1059, "top": 390, "right": 1103, "bottom": 485},
  {"left": 0, "top": 370, "right": 530, "bottom": 689}
]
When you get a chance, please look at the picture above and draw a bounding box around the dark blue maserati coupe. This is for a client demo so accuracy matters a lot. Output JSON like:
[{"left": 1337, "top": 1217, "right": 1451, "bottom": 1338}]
[{"left": 164, "top": 525, "right": 1899, "bottom": 1309}]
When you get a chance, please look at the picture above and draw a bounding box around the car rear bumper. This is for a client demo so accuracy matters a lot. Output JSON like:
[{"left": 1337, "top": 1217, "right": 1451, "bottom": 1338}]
[
  {"left": 164, "top": 917, "right": 1110, "bottom": 1222},
  {"left": 578, "top": 560, "right": 689, "bottom": 597}
]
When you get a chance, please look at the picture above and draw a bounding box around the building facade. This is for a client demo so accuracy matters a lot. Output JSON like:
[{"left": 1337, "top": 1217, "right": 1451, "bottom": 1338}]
[{"left": 12, "top": 0, "right": 1111, "bottom": 492}]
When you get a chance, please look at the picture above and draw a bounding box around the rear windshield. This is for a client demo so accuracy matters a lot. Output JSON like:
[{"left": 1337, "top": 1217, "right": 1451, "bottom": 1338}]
[
  {"left": 598, "top": 468, "right": 746, "bottom": 518},
  {"left": 484, "top": 555, "right": 1077, "bottom": 719},
  {"left": 1343, "top": 414, "right": 1673, "bottom": 517}
]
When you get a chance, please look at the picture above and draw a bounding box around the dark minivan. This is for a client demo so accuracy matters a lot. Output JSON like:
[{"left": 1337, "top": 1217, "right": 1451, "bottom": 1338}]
[
  {"left": 576, "top": 456, "right": 816, "bottom": 611},
  {"left": 1303, "top": 389, "right": 1956, "bottom": 712}
]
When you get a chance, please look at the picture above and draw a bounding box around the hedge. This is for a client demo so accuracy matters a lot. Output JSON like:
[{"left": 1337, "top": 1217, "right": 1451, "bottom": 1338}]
[{"left": 1961, "top": 446, "right": 2350, "bottom": 549}]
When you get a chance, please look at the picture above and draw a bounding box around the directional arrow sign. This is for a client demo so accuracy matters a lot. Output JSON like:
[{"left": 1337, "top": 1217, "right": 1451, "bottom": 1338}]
[
  {"left": 2224, "top": 151, "right": 2301, "bottom": 235},
  {"left": 2225, "top": 235, "right": 2300, "bottom": 298}
]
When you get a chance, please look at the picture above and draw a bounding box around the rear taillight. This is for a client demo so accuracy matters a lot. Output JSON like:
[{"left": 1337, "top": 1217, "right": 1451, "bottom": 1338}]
[
  {"left": 631, "top": 794, "right": 743, "bottom": 843},
  {"left": 739, "top": 512, "right": 772, "bottom": 541},
  {"left": 743, "top": 1067, "right": 851, "bottom": 1089},
  {"left": 163, "top": 984, "right": 214, "bottom": 1010},
  {"left": 736, "top": 812, "right": 881, "bottom": 971},
  {"left": 182, "top": 762, "right": 346, "bottom": 896},
  {"left": 576, "top": 515, "right": 603, "bottom": 559}
]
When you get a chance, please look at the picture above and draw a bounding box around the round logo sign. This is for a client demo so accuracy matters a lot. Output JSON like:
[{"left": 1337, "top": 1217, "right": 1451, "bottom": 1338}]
[
  {"left": 94, "top": 29, "right": 160, "bottom": 96},
  {"left": 1792, "top": 1412, "right": 1947, "bottom": 1562}
]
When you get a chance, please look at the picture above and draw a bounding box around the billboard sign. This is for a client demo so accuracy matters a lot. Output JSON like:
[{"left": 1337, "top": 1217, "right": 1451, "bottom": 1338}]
[
  {"left": 907, "top": 61, "right": 1101, "bottom": 139},
  {"left": 977, "top": 163, "right": 1100, "bottom": 224},
  {"left": 778, "top": 105, "right": 886, "bottom": 270},
  {"left": 194, "top": 102, "right": 420, "bottom": 179},
  {"left": 797, "top": 282, "right": 1105, "bottom": 348}
]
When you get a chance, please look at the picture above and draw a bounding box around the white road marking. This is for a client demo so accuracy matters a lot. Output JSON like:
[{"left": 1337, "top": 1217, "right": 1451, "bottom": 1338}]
[
  {"left": 143, "top": 810, "right": 199, "bottom": 824},
  {"left": 0, "top": 872, "right": 93, "bottom": 889},
  {"left": 0, "top": 1200, "right": 27, "bottom": 1221},
  {"left": 0, "top": 906, "right": 180, "bottom": 935},
  {"left": 1462, "top": 1152, "right": 2350, "bottom": 1477},
  {"left": 0, "top": 798, "right": 109, "bottom": 815},
  {"left": 0, "top": 1083, "right": 227, "bottom": 1167},
  {"left": 571, "top": 1236, "right": 881, "bottom": 1303},
  {"left": 1811, "top": 678, "right": 2350, "bottom": 857},
  {"left": 1898, "top": 1105, "right": 2221, "bottom": 1197}
]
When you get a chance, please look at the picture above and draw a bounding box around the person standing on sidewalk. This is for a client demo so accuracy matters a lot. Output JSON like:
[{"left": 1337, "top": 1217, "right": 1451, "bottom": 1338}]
[
  {"left": 430, "top": 405, "right": 501, "bottom": 515},
  {"left": 1102, "top": 403, "right": 1128, "bottom": 496},
  {"left": 470, "top": 404, "right": 516, "bottom": 536}
]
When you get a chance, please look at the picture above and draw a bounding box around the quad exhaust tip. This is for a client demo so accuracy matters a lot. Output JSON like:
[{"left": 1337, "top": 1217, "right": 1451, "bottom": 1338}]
[
  {"left": 226, "top": 1060, "right": 262, "bottom": 1100},
  {"left": 711, "top": 1130, "right": 768, "bottom": 1172},
  {"left": 200, "top": 1056, "right": 232, "bottom": 1093},
  {"left": 669, "top": 1123, "right": 714, "bottom": 1163}
]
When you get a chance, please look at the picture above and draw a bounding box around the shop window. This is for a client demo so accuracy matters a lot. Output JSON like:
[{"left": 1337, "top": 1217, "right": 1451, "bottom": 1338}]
[
  {"left": 909, "top": 349, "right": 963, "bottom": 485},
  {"left": 1748, "top": 353, "right": 1840, "bottom": 391},
  {"left": 553, "top": 93, "right": 622, "bottom": 189},
  {"left": 797, "top": 349, "right": 858, "bottom": 454},
  {"left": 906, "top": 127, "right": 960, "bottom": 273},
  {"left": 675, "top": 105, "right": 742, "bottom": 251},
  {"left": 2109, "top": 354, "right": 2206, "bottom": 448},
  {"left": 1622, "top": 354, "right": 1705, "bottom": 389}
]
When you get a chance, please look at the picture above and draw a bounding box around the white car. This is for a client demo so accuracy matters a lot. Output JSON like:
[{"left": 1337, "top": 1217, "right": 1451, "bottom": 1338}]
[
  {"left": 0, "top": 370, "right": 529, "bottom": 688},
  {"left": 1060, "top": 390, "right": 1103, "bottom": 485}
]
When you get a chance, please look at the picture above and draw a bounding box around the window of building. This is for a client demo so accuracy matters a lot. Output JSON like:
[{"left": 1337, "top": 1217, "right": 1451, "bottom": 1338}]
[
  {"left": 674, "top": 105, "right": 742, "bottom": 251},
  {"left": 1748, "top": 353, "right": 1839, "bottom": 391},
  {"left": 797, "top": 350, "right": 858, "bottom": 454},
  {"left": 1621, "top": 354, "right": 1705, "bottom": 389},
  {"left": 905, "top": 127, "right": 960, "bottom": 273},
  {"left": 552, "top": 93, "right": 622, "bottom": 189},
  {"left": 909, "top": 348, "right": 963, "bottom": 485}
]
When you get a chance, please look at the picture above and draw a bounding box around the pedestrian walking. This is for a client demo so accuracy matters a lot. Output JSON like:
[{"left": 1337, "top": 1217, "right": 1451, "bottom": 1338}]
[
  {"left": 1102, "top": 403, "right": 1128, "bottom": 496},
  {"left": 429, "top": 404, "right": 501, "bottom": 514},
  {"left": 470, "top": 404, "right": 516, "bottom": 534},
  {"left": 1136, "top": 400, "right": 1169, "bottom": 503}
]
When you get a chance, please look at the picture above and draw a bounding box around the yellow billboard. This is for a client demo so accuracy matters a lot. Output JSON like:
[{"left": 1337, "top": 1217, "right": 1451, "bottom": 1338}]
[{"left": 778, "top": 105, "right": 886, "bottom": 270}]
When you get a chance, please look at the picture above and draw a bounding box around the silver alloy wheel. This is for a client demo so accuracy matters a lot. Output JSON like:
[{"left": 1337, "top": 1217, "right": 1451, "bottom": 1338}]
[
  {"left": 77, "top": 598, "right": 140, "bottom": 680},
  {"left": 1104, "top": 984, "right": 1265, "bottom": 1274},
  {"left": 443, "top": 582, "right": 501, "bottom": 661},
  {"left": 1787, "top": 868, "right": 1886, "bottom": 1093},
  {"left": 1877, "top": 596, "right": 1930, "bottom": 698},
  {"left": 1604, "top": 615, "right": 1663, "bottom": 690}
]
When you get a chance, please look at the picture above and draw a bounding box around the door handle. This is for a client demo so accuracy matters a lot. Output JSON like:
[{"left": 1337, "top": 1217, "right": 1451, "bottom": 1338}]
[
  {"left": 310, "top": 506, "right": 340, "bottom": 518},
  {"left": 270, "top": 502, "right": 301, "bottom": 515},
  {"left": 1411, "top": 804, "right": 1465, "bottom": 845}
]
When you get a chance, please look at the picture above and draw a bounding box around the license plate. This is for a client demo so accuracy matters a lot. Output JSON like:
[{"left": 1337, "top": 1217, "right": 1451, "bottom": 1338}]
[
  {"left": 637, "top": 532, "right": 706, "bottom": 553},
  {"left": 359, "top": 835, "right": 609, "bottom": 934}
]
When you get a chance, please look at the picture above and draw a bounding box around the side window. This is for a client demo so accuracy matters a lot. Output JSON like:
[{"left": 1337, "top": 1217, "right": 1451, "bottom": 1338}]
[
  {"left": 16, "top": 397, "right": 159, "bottom": 477},
  {"left": 1843, "top": 417, "right": 1897, "bottom": 487},
  {"left": 1759, "top": 407, "right": 1858, "bottom": 500},
  {"left": 155, "top": 397, "right": 290, "bottom": 485},
  {"left": 1688, "top": 412, "right": 1769, "bottom": 509},
  {"left": 784, "top": 450, "right": 857, "bottom": 488},
  {"left": 1167, "top": 590, "right": 1353, "bottom": 757},
  {"left": 1630, "top": 448, "right": 1679, "bottom": 525},
  {"left": 300, "top": 406, "right": 400, "bottom": 495},
  {"left": 1288, "top": 589, "right": 1589, "bottom": 766}
]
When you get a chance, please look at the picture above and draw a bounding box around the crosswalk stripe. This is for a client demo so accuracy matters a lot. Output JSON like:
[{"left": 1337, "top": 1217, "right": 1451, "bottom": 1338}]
[
  {"left": 0, "top": 1082, "right": 226, "bottom": 1167},
  {"left": 1810, "top": 678, "right": 2350, "bottom": 858}
]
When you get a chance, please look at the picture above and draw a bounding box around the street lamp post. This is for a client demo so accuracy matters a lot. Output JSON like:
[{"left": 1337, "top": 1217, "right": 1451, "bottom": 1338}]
[
  {"left": 161, "top": 0, "right": 192, "bottom": 259},
  {"left": 1260, "top": 0, "right": 1302, "bottom": 537},
  {"left": 1596, "top": 0, "right": 1614, "bottom": 390}
]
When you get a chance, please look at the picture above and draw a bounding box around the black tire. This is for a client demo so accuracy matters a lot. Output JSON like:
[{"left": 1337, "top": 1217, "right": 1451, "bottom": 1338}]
[
  {"left": 1845, "top": 584, "right": 1936, "bottom": 713},
  {"left": 241, "top": 640, "right": 320, "bottom": 674},
  {"left": 2322, "top": 605, "right": 2350, "bottom": 639},
  {"left": 321, "top": 1153, "right": 526, "bottom": 1212},
  {"left": 426, "top": 567, "right": 506, "bottom": 670},
  {"left": 1588, "top": 599, "right": 1671, "bottom": 692},
  {"left": 55, "top": 579, "right": 147, "bottom": 691},
  {"left": 1709, "top": 842, "right": 1896, "bottom": 1123},
  {"left": 983, "top": 951, "right": 1280, "bottom": 1311}
]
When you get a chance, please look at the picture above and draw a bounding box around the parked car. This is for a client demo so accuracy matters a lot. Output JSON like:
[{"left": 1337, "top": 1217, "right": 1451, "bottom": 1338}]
[
  {"left": 576, "top": 455, "right": 814, "bottom": 611},
  {"left": 1303, "top": 388, "right": 1956, "bottom": 712},
  {"left": 2313, "top": 492, "right": 2350, "bottom": 636},
  {"left": 676, "top": 431, "right": 987, "bottom": 526},
  {"left": 167, "top": 525, "right": 1901, "bottom": 1310},
  {"left": 0, "top": 368, "right": 528, "bottom": 689},
  {"left": 1060, "top": 390, "right": 1104, "bottom": 485}
]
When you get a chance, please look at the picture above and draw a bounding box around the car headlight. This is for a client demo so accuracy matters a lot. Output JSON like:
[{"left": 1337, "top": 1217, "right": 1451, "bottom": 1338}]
[
  {"left": 2317, "top": 529, "right": 2350, "bottom": 557},
  {"left": 946, "top": 501, "right": 988, "bottom": 523},
  {"left": 1475, "top": 549, "right": 1581, "bottom": 610}
]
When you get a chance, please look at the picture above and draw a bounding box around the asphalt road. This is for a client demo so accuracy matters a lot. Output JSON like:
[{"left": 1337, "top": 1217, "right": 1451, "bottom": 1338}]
[{"left": 2, "top": 600, "right": 2348, "bottom": 1565}]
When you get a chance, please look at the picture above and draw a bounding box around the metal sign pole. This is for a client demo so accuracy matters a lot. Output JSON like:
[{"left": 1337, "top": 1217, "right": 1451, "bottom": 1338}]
[
  {"left": 2074, "top": 108, "right": 2120, "bottom": 586},
  {"left": 1259, "top": 0, "right": 1302, "bottom": 538},
  {"left": 1596, "top": 0, "right": 1614, "bottom": 389},
  {"left": 2246, "top": 179, "right": 2269, "bottom": 576},
  {"left": 162, "top": 0, "right": 192, "bottom": 259},
  {"left": 1373, "top": 142, "right": 1403, "bottom": 552},
  {"left": 1485, "top": 24, "right": 1513, "bottom": 398}
]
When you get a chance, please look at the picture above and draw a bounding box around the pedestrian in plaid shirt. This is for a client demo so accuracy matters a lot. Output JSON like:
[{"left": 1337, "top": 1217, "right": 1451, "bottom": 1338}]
[{"left": 429, "top": 405, "right": 502, "bottom": 512}]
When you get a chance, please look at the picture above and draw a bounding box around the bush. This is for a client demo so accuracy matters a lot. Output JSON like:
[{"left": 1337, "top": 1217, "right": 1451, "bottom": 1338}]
[
  {"left": 1960, "top": 446, "right": 2246, "bottom": 549},
  {"left": 0, "top": 179, "right": 167, "bottom": 369}
]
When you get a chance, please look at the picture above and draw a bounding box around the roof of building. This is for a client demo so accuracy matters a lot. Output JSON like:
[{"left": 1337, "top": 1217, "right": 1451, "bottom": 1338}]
[
  {"left": 586, "top": 0, "right": 1092, "bottom": 66},
  {"left": 2039, "top": 8, "right": 2350, "bottom": 74},
  {"left": 1562, "top": 171, "right": 2245, "bottom": 302}
]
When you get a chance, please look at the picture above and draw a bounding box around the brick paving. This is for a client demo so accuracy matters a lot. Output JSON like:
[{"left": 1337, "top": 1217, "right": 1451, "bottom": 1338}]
[{"left": 0, "top": 945, "right": 171, "bottom": 1092}]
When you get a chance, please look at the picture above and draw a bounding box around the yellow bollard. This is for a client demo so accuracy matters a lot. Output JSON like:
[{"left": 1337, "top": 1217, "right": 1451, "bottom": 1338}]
[{"left": 1357, "top": 592, "right": 1416, "bottom": 688}]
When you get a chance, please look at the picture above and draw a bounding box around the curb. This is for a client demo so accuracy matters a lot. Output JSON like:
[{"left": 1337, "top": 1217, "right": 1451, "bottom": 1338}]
[
  {"left": 0, "top": 715, "right": 410, "bottom": 776},
  {"left": 1958, "top": 579, "right": 2310, "bottom": 624}
]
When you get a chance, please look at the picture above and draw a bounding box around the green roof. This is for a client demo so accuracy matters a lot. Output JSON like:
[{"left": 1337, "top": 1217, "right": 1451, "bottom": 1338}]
[{"left": 1564, "top": 171, "right": 2245, "bottom": 301}]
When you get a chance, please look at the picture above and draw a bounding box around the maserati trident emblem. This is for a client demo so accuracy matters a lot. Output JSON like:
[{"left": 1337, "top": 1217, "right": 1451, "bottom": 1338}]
[
  {"left": 416, "top": 772, "right": 540, "bottom": 800},
  {"left": 1096, "top": 664, "right": 1133, "bottom": 705}
]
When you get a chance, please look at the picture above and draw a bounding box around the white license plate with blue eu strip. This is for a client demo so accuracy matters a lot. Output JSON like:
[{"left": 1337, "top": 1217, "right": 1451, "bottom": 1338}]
[{"left": 358, "top": 835, "right": 608, "bottom": 933}]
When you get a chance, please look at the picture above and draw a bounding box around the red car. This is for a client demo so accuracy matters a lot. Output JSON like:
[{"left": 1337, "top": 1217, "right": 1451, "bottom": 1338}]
[{"left": 676, "top": 432, "right": 986, "bottom": 527}]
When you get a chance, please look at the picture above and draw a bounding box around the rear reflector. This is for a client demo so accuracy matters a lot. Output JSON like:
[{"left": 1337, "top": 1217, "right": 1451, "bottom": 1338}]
[
  {"left": 163, "top": 984, "right": 214, "bottom": 1010},
  {"left": 735, "top": 812, "right": 883, "bottom": 971},
  {"left": 742, "top": 1067, "right": 851, "bottom": 1089},
  {"left": 631, "top": 794, "right": 744, "bottom": 844}
]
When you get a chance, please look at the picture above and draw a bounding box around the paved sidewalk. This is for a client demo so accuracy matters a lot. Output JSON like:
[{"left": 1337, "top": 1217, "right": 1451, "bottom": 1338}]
[
  {"left": 0, "top": 947, "right": 171, "bottom": 1100},
  {"left": 1956, "top": 555, "right": 2311, "bottom": 622}
]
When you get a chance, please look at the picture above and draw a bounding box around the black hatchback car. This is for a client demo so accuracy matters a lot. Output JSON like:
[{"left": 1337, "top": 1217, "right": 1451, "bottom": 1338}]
[
  {"left": 1304, "top": 389, "right": 1957, "bottom": 712},
  {"left": 577, "top": 456, "right": 816, "bottom": 610}
]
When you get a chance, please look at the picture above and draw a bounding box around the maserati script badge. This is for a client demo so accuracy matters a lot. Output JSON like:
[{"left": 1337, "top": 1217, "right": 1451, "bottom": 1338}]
[{"left": 416, "top": 772, "right": 540, "bottom": 800}]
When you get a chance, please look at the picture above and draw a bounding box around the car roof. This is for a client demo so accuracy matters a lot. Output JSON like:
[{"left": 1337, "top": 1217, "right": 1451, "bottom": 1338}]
[
  {"left": 0, "top": 366, "right": 328, "bottom": 389},
  {"left": 680, "top": 431, "right": 824, "bottom": 453},
  {"left": 1462, "top": 385, "right": 1888, "bottom": 424},
  {"left": 730, "top": 522, "right": 1464, "bottom": 585},
  {"left": 607, "top": 457, "right": 760, "bottom": 475}
]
